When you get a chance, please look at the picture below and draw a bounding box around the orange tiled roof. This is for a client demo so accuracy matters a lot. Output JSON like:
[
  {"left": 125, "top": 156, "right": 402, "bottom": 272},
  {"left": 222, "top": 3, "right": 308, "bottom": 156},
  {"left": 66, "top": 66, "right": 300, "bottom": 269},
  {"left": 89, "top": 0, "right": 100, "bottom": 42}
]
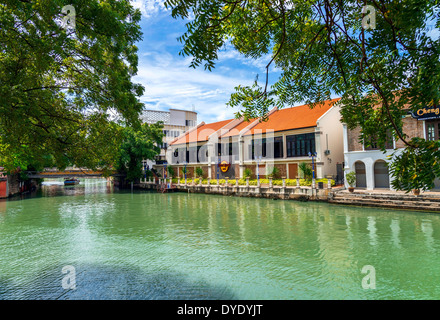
[
  {"left": 220, "top": 119, "right": 257, "bottom": 138},
  {"left": 170, "top": 119, "right": 235, "bottom": 145},
  {"left": 170, "top": 98, "right": 339, "bottom": 144},
  {"left": 243, "top": 98, "right": 340, "bottom": 135}
]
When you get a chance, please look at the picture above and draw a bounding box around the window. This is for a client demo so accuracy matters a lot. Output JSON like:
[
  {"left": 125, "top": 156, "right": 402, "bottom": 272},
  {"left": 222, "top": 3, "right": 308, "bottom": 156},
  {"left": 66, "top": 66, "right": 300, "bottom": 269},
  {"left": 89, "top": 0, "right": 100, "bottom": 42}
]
[
  {"left": 249, "top": 139, "right": 266, "bottom": 159},
  {"left": 364, "top": 130, "right": 394, "bottom": 150},
  {"left": 286, "top": 133, "right": 315, "bottom": 157},
  {"left": 273, "top": 136, "right": 283, "bottom": 158},
  {"left": 426, "top": 120, "right": 440, "bottom": 141},
  {"left": 185, "top": 120, "right": 196, "bottom": 127}
]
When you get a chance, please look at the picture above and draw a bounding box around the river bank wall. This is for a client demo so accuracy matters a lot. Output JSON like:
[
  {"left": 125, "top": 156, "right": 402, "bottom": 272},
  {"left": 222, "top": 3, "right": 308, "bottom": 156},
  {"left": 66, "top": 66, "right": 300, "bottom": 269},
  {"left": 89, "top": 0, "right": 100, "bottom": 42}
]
[{"left": 138, "top": 180, "right": 440, "bottom": 212}]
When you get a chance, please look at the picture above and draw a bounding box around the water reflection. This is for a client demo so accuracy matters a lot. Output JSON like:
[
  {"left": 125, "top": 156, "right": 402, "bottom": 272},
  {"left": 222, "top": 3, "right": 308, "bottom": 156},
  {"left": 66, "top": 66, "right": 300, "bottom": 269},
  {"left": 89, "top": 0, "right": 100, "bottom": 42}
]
[
  {"left": 41, "top": 178, "right": 113, "bottom": 197},
  {"left": 1, "top": 183, "right": 440, "bottom": 299}
]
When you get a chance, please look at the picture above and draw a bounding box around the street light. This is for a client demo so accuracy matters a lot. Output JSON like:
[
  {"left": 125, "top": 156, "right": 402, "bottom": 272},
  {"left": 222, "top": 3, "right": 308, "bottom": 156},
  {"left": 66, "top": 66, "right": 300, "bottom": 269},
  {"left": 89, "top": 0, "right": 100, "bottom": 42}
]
[
  {"left": 164, "top": 161, "right": 167, "bottom": 179},
  {"left": 256, "top": 155, "right": 262, "bottom": 184},
  {"left": 217, "top": 151, "right": 221, "bottom": 180},
  {"left": 308, "top": 152, "right": 317, "bottom": 180}
]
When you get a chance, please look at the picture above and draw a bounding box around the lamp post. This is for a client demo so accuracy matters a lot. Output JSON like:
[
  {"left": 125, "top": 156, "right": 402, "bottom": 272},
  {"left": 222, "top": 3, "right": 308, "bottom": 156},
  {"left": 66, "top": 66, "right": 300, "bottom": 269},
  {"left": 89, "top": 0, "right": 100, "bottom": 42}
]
[
  {"left": 164, "top": 161, "right": 169, "bottom": 188},
  {"left": 257, "top": 155, "right": 262, "bottom": 185},
  {"left": 184, "top": 160, "right": 187, "bottom": 180},
  {"left": 164, "top": 161, "right": 167, "bottom": 179},
  {"left": 308, "top": 152, "right": 317, "bottom": 189},
  {"left": 217, "top": 153, "right": 220, "bottom": 180}
]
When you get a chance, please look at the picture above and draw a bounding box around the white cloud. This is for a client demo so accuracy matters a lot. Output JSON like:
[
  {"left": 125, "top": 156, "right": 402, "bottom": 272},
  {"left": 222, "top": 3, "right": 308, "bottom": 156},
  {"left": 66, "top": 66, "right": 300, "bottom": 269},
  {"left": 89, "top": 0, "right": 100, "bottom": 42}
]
[
  {"left": 131, "top": 0, "right": 169, "bottom": 19},
  {"left": 133, "top": 51, "right": 253, "bottom": 123}
]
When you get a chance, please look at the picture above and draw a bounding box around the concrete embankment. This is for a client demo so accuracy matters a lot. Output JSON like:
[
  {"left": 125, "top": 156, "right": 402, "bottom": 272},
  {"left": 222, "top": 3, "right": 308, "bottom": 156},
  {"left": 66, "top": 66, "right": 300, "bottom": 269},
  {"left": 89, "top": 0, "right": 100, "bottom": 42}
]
[
  {"left": 139, "top": 181, "right": 440, "bottom": 213},
  {"left": 140, "top": 181, "right": 337, "bottom": 202}
]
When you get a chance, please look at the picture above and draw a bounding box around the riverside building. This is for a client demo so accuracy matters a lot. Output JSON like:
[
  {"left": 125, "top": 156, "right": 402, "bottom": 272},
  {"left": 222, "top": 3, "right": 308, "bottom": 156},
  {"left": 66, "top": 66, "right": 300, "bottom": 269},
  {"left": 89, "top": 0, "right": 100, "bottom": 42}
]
[
  {"left": 343, "top": 105, "right": 440, "bottom": 190},
  {"left": 164, "top": 98, "right": 344, "bottom": 181},
  {"left": 140, "top": 108, "right": 197, "bottom": 168}
]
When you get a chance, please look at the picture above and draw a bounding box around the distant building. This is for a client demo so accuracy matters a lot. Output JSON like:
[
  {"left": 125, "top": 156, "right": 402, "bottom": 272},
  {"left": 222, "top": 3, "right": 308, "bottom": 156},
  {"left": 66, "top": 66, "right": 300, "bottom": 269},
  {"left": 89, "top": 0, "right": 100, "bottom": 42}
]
[
  {"left": 166, "top": 99, "right": 344, "bottom": 181},
  {"left": 140, "top": 108, "right": 197, "bottom": 169}
]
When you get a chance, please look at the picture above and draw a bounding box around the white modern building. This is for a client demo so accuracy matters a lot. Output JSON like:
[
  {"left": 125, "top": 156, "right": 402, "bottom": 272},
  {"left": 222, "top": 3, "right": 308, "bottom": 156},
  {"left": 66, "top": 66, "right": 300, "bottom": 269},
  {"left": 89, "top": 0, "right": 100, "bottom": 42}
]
[{"left": 141, "top": 108, "right": 197, "bottom": 169}]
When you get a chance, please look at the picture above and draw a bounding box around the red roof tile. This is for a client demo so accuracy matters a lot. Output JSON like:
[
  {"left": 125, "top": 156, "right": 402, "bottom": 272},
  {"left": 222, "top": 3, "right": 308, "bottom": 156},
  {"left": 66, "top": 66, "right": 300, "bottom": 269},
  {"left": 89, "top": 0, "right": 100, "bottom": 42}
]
[
  {"left": 220, "top": 119, "right": 257, "bottom": 138},
  {"left": 170, "top": 98, "right": 340, "bottom": 144},
  {"left": 170, "top": 119, "right": 235, "bottom": 145},
  {"left": 244, "top": 98, "right": 340, "bottom": 135}
]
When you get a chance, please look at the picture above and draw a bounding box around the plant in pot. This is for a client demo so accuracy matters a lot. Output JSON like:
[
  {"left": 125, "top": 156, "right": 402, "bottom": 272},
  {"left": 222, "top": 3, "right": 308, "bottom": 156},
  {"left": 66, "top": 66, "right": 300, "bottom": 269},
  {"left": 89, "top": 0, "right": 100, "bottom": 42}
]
[
  {"left": 266, "top": 166, "right": 280, "bottom": 179},
  {"left": 243, "top": 168, "right": 252, "bottom": 179},
  {"left": 196, "top": 167, "right": 204, "bottom": 179},
  {"left": 299, "top": 162, "right": 313, "bottom": 181},
  {"left": 345, "top": 171, "right": 356, "bottom": 192},
  {"left": 167, "top": 165, "right": 175, "bottom": 179}
]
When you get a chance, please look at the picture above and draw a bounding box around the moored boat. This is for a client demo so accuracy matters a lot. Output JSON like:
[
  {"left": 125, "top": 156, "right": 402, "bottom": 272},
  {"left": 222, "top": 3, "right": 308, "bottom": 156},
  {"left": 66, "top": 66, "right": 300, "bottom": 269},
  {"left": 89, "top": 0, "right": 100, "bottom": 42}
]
[{"left": 64, "top": 178, "right": 80, "bottom": 185}]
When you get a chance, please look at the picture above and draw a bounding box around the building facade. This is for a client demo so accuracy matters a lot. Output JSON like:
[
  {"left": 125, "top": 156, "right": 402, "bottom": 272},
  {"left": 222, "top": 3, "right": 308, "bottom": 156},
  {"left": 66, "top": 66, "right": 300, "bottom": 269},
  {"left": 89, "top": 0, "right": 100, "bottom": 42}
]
[
  {"left": 166, "top": 99, "right": 344, "bottom": 181},
  {"left": 343, "top": 106, "right": 440, "bottom": 190},
  {"left": 140, "top": 108, "right": 197, "bottom": 168}
]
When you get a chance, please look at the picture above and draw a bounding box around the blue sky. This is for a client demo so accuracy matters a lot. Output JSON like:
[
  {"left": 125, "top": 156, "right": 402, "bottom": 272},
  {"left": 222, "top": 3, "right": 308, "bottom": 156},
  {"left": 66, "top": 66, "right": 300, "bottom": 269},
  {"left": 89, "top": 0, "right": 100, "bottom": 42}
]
[
  {"left": 130, "top": 1, "right": 440, "bottom": 125},
  {"left": 130, "top": 0, "right": 279, "bottom": 124}
]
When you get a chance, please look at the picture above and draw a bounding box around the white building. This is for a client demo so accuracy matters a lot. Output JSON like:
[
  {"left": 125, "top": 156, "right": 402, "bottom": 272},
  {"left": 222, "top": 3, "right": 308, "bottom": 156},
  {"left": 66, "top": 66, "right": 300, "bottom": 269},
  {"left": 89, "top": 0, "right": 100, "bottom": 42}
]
[{"left": 141, "top": 108, "right": 197, "bottom": 168}]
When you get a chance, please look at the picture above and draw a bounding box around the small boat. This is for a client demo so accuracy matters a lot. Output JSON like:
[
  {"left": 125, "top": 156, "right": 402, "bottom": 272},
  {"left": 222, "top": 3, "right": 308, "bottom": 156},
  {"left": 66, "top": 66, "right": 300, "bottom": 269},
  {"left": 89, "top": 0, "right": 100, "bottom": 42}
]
[{"left": 64, "top": 178, "right": 80, "bottom": 185}]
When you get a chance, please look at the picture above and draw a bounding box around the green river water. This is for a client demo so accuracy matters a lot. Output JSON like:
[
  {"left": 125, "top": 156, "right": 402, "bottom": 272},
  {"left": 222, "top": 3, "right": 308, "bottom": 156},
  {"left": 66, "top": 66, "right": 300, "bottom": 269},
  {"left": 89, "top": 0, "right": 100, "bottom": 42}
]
[{"left": 0, "top": 178, "right": 439, "bottom": 300}]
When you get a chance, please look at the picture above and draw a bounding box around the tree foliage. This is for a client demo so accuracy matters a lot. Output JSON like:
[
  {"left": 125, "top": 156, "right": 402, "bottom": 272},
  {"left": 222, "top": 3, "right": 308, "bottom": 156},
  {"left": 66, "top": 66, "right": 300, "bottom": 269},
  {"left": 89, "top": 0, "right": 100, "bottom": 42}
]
[
  {"left": 166, "top": 0, "right": 440, "bottom": 190},
  {"left": 299, "top": 162, "right": 313, "bottom": 180},
  {"left": 0, "top": 0, "right": 144, "bottom": 173},
  {"left": 195, "top": 166, "right": 204, "bottom": 178},
  {"left": 116, "top": 122, "right": 164, "bottom": 182}
]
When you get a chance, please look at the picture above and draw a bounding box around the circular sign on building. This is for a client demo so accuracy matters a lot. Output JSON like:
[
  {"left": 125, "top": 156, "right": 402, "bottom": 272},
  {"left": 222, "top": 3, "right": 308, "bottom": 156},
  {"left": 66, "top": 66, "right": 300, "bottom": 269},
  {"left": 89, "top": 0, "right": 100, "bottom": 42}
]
[{"left": 219, "top": 160, "right": 230, "bottom": 173}]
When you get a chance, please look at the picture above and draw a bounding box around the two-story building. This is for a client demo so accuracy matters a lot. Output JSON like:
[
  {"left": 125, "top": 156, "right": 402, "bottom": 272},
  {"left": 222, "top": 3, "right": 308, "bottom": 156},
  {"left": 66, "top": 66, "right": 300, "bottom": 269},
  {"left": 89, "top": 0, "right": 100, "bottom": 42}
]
[
  {"left": 343, "top": 105, "right": 440, "bottom": 190},
  {"left": 166, "top": 98, "right": 345, "bottom": 181}
]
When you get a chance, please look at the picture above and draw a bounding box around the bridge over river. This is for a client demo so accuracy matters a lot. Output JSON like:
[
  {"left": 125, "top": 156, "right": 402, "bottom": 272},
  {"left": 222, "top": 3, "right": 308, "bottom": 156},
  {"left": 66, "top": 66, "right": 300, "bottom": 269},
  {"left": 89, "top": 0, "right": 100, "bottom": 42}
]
[{"left": 25, "top": 168, "right": 122, "bottom": 179}]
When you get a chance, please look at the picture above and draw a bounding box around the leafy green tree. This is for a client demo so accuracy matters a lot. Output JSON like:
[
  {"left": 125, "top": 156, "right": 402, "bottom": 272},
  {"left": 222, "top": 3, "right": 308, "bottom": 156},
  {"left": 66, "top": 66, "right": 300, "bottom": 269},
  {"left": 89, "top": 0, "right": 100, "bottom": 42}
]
[
  {"left": 116, "top": 123, "right": 164, "bottom": 182},
  {"left": 0, "top": 0, "right": 144, "bottom": 173},
  {"left": 166, "top": 0, "right": 440, "bottom": 190}
]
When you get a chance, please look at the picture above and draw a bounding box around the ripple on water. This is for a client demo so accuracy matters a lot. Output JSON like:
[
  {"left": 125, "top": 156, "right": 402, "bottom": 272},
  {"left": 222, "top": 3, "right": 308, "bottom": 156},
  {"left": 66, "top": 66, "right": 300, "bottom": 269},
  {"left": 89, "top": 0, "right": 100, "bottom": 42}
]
[{"left": 1, "top": 188, "right": 440, "bottom": 299}]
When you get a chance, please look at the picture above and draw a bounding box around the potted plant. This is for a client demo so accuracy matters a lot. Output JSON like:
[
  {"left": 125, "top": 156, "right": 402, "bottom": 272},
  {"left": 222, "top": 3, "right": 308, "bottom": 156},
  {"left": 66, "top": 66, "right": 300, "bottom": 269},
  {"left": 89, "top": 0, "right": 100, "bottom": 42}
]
[
  {"left": 412, "top": 188, "right": 420, "bottom": 196},
  {"left": 266, "top": 166, "right": 280, "bottom": 179},
  {"left": 167, "top": 165, "right": 175, "bottom": 178},
  {"left": 299, "top": 162, "right": 313, "bottom": 181},
  {"left": 243, "top": 168, "right": 252, "bottom": 179},
  {"left": 196, "top": 167, "right": 204, "bottom": 179},
  {"left": 345, "top": 171, "right": 356, "bottom": 192}
]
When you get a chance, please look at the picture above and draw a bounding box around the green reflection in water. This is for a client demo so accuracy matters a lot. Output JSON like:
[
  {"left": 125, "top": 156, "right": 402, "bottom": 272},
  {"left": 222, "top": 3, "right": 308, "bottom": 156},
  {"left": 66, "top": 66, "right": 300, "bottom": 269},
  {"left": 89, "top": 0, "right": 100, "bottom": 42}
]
[{"left": 1, "top": 178, "right": 440, "bottom": 299}]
